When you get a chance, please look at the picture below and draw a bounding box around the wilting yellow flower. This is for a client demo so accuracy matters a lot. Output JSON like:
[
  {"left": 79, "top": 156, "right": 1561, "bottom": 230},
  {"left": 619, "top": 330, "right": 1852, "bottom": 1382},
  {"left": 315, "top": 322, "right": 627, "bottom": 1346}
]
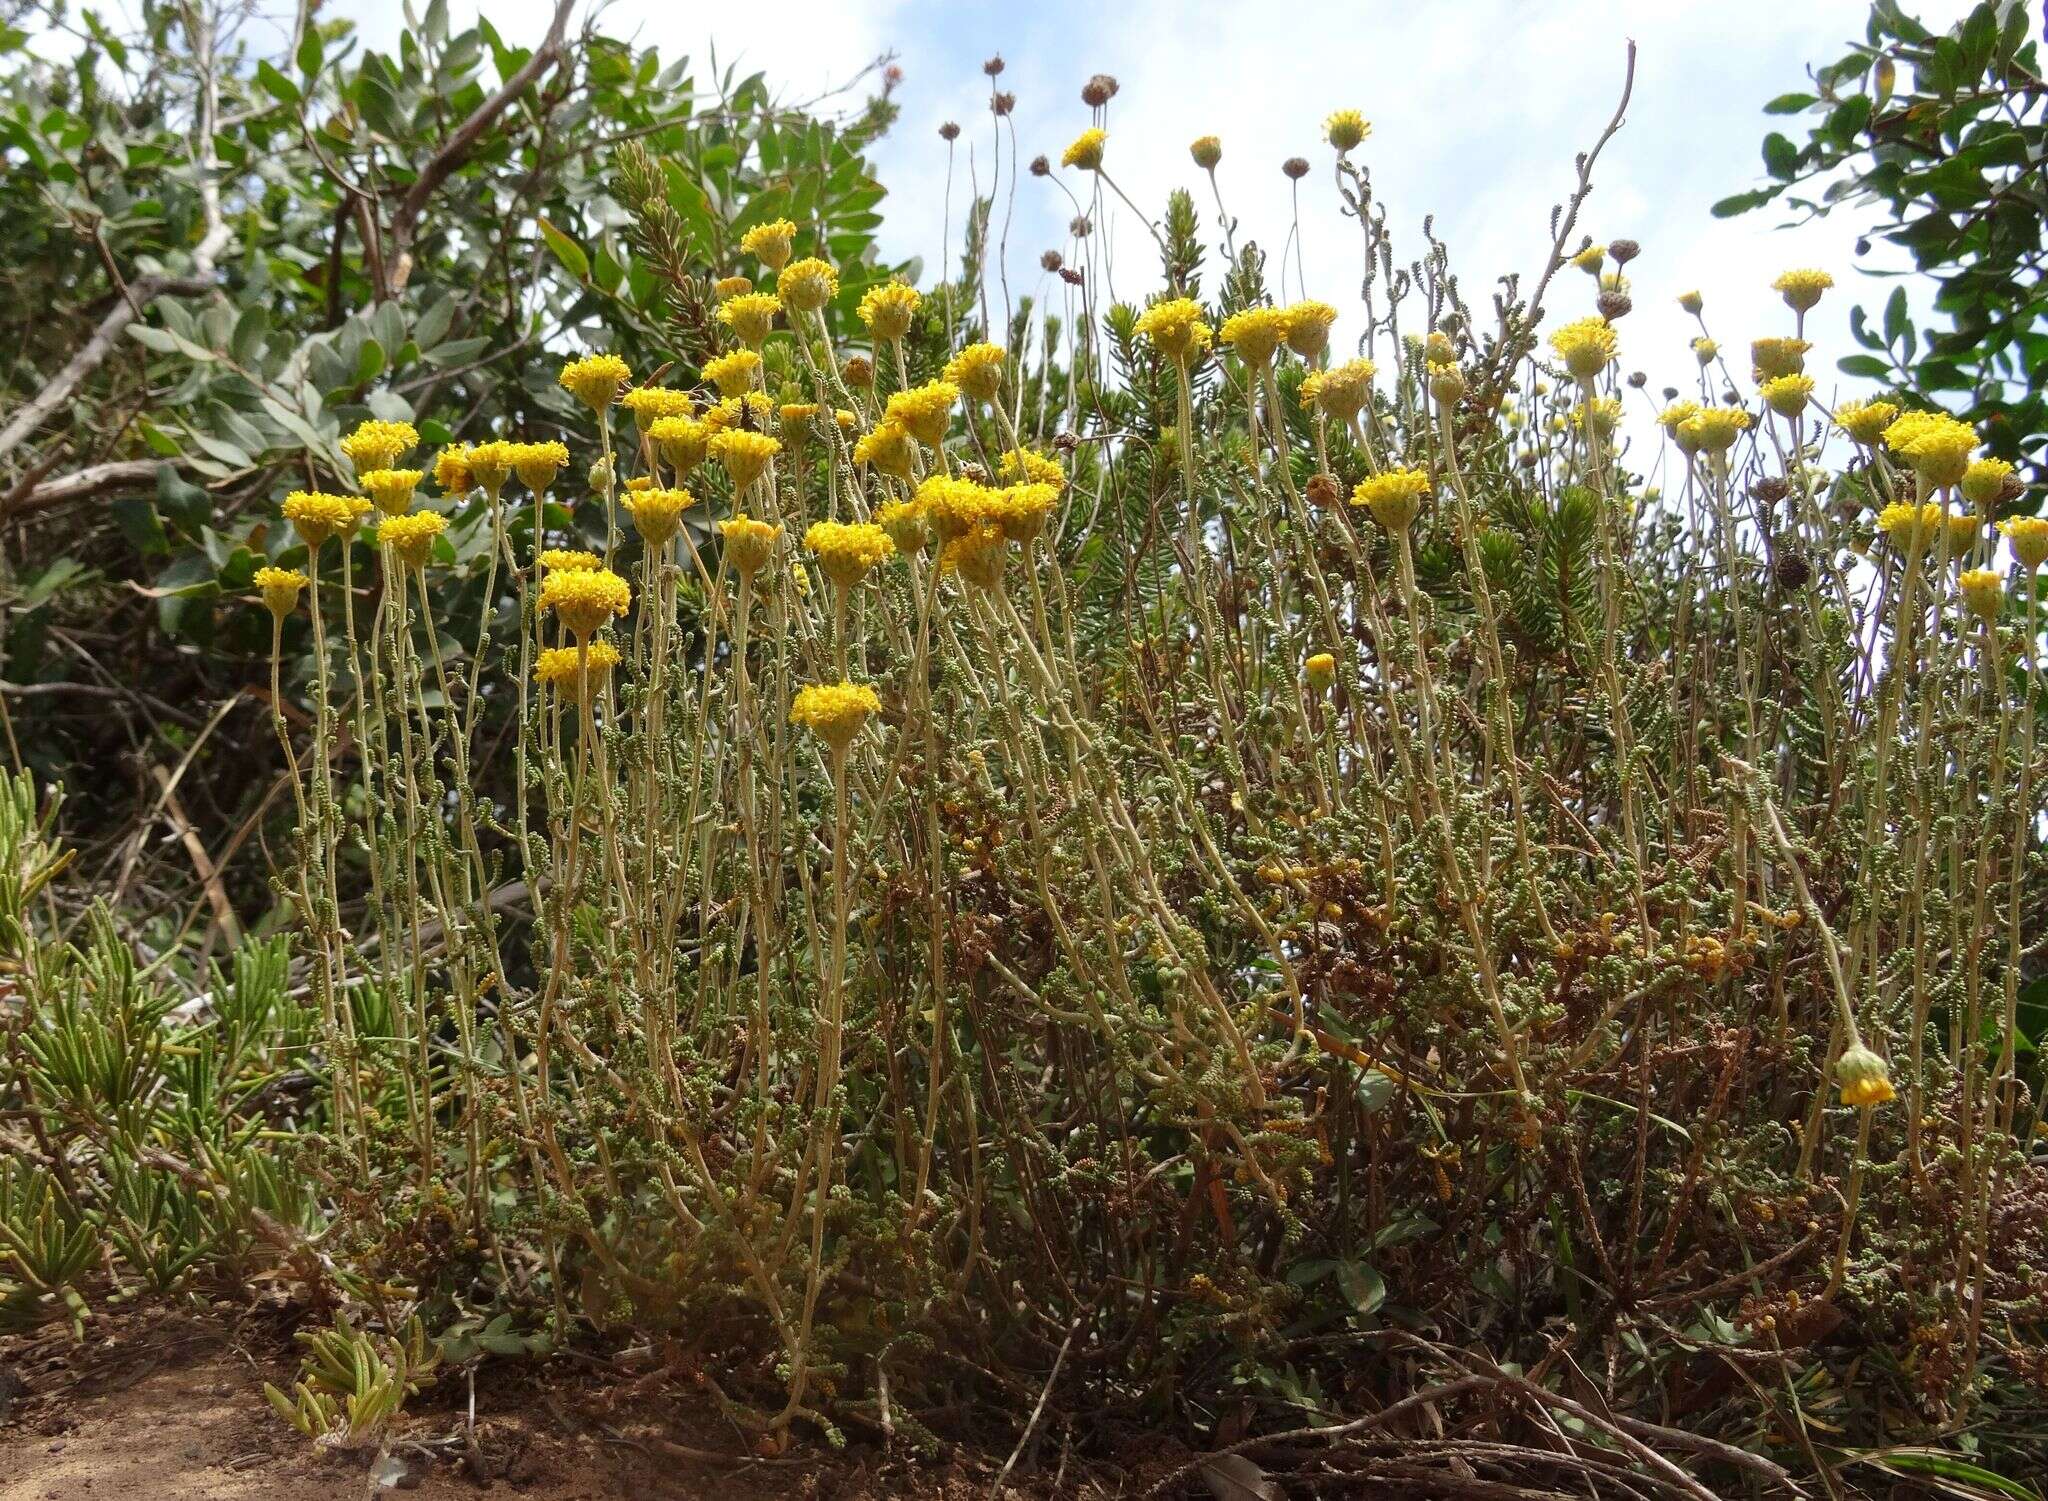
[
  {"left": 1352, "top": 468, "right": 1430, "bottom": 531},
  {"left": 1062, "top": 127, "right": 1106, "bottom": 171},
  {"left": 885, "top": 381, "right": 959, "bottom": 447},
  {"left": 2000, "top": 516, "right": 2048, "bottom": 571},
  {"left": 701, "top": 392, "right": 776, "bottom": 434},
  {"left": 1308, "top": 358, "right": 1374, "bottom": 422},
  {"left": 777, "top": 256, "right": 838, "bottom": 314},
  {"left": 1692, "top": 337, "right": 1719, "bottom": 367},
  {"left": 434, "top": 447, "right": 474, "bottom": 495},
  {"left": 713, "top": 275, "right": 753, "bottom": 300},
  {"left": 359, "top": 468, "right": 422, "bottom": 515},
  {"left": 1877, "top": 500, "right": 1944, "bottom": 551},
  {"left": 1282, "top": 300, "right": 1338, "bottom": 360},
  {"left": 649, "top": 416, "right": 709, "bottom": 475},
  {"left": 987, "top": 482, "right": 1059, "bottom": 544},
  {"left": 1679, "top": 406, "right": 1752, "bottom": 455},
  {"left": 945, "top": 342, "right": 1007, "bottom": 403},
  {"left": 539, "top": 549, "right": 600, "bottom": 572},
  {"left": 1883, "top": 410, "right": 1977, "bottom": 488},
  {"left": 1220, "top": 307, "right": 1290, "bottom": 369},
  {"left": 1834, "top": 400, "right": 1899, "bottom": 446},
  {"left": 806, "top": 519, "right": 897, "bottom": 589},
  {"left": 1959, "top": 567, "right": 2004, "bottom": 621},
  {"left": 717, "top": 292, "right": 782, "bottom": 348},
  {"left": 1961, "top": 457, "right": 2015, "bottom": 509},
  {"left": 282, "top": 490, "right": 372, "bottom": 549},
  {"left": 541, "top": 565, "right": 631, "bottom": 638},
  {"left": 1835, "top": 1042, "right": 1895, "bottom": 1108},
  {"left": 623, "top": 486, "right": 692, "bottom": 548},
  {"left": 559, "top": 353, "right": 632, "bottom": 412},
  {"left": 1761, "top": 374, "right": 1815, "bottom": 418},
  {"left": 711, "top": 429, "right": 781, "bottom": 490},
  {"left": 377, "top": 510, "right": 446, "bottom": 571},
  {"left": 917, "top": 476, "right": 995, "bottom": 545},
  {"left": 939, "top": 520, "right": 1009, "bottom": 591},
  {"left": 702, "top": 349, "right": 762, "bottom": 399},
  {"left": 857, "top": 281, "right": 922, "bottom": 341},
  {"left": 621, "top": 386, "right": 694, "bottom": 430},
  {"left": 1190, "top": 135, "right": 1222, "bottom": 170},
  {"left": 1428, "top": 361, "right": 1466, "bottom": 405},
  {"left": 779, "top": 404, "right": 822, "bottom": 443},
  {"left": 338, "top": 419, "right": 418, "bottom": 475},
  {"left": 1324, "top": 109, "right": 1370, "bottom": 152},
  {"left": 1423, "top": 331, "right": 1455, "bottom": 364},
  {"left": 1773, "top": 267, "right": 1834, "bottom": 313},
  {"left": 512, "top": 440, "right": 570, "bottom": 494},
  {"left": 534, "top": 638, "right": 622, "bottom": 699},
  {"left": 1549, "top": 317, "right": 1617, "bottom": 381},
  {"left": 791, "top": 680, "right": 883, "bottom": 752},
  {"left": 1573, "top": 396, "right": 1621, "bottom": 437},
  {"left": 1570, "top": 244, "right": 1605, "bottom": 275},
  {"left": 853, "top": 421, "right": 918, "bottom": 482},
  {"left": 997, "top": 448, "right": 1065, "bottom": 492},
  {"left": 1305, "top": 652, "right": 1336, "bottom": 691},
  {"left": 253, "top": 566, "right": 307, "bottom": 621},
  {"left": 1750, "top": 337, "right": 1810, "bottom": 381},
  {"left": 740, "top": 218, "right": 797, "bottom": 271},
  {"left": 876, "top": 499, "right": 929, "bottom": 554},
  {"left": 1135, "top": 296, "right": 1212, "bottom": 366},
  {"left": 720, "top": 514, "right": 781, "bottom": 577},
  {"left": 467, "top": 440, "right": 516, "bottom": 495},
  {"left": 1677, "top": 290, "right": 1704, "bottom": 314}
]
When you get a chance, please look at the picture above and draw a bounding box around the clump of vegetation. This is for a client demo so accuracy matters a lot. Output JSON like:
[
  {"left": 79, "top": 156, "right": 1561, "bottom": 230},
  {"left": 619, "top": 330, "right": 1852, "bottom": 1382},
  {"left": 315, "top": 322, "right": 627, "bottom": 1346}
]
[{"left": 2, "top": 3, "right": 2046, "bottom": 1495}]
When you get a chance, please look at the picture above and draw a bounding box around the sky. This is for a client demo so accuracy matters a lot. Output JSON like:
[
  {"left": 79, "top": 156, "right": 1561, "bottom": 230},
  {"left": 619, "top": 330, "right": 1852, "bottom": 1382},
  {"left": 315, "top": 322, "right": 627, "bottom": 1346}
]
[{"left": 330, "top": 0, "right": 1981, "bottom": 424}]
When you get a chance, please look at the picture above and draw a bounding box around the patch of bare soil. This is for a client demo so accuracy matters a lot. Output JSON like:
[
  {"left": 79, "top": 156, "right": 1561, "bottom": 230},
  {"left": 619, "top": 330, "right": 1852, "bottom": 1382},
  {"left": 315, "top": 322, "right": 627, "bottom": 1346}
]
[{"left": 0, "top": 1307, "right": 1030, "bottom": 1500}]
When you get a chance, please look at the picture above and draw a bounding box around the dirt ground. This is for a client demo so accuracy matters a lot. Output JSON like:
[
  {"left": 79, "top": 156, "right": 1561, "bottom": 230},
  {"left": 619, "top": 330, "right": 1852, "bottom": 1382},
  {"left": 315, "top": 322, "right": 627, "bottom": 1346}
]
[{"left": 0, "top": 1306, "right": 1039, "bottom": 1500}]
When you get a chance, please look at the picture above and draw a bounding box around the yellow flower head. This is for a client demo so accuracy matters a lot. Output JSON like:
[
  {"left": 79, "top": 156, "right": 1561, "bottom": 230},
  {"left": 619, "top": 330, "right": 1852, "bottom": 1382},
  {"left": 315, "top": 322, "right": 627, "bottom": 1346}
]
[
  {"left": 620, "top": 386, "right": 694, "bottom": 431},
  {"left": 467, "top": 440, "right": 517, "bottom": 496},
  {"left": 719, "top": 514, "right": 782, "bottom": 577},
  {"left": 434, "top": 447, "right": 475, "bottom": 495},
  {"left": 997, "top": 447, "right": 1066, "bottom": 492},
  {"left": 1282, "top": 300, "right": 1338, "bottom": 360},
  {"left": 1773, "top": 267, "right": 1833, "bottom": 313},
  {"left": 1573, "top": 396, "right": 1622, "bottom": 437},
  {"left": 1883, "top": 409, "right": 1977, "bottom": 488},
  {"left": 1961, "top": 457, "right": 2015, "bottom": 509},
  {"left": 338, "top": 419, "right": 419, "bottom": 475},
  {"left": 791, "top": 680, "right": 883, "bottom": 753},
  {"left": 540, "top": 565, "right": 631, "bottom": 638},
  {"left": 1351, "top": 467, "right": 1430, "bottom": 531},
  {"left": 988, "top": 482, "right": 1059, "bottom": 544},
  {"left": 376, "top": 509, "right": 446, "bottom": 571},
  {"left": 916, "top": 476, "right": 996, "bottom": 545},
  {"left": 717, "top": 291, "right": 782, "bottom": 347},
  {"left": 534, "top": 638, "right": 622, "bottom": 700},
  {"left": 939, "top": 520, "right": 1009, "bottom": 591},
  {"left": 1760, "top": 373, "right": 1815, "bottom": 418},
  {"left": 740, "top": 218, "right": 798, "bottom": 272},
  {"left": 1309, "top": 358, "right": 1375, "bottom": 422},
  {"left": 1834, "top": 399, "right": 1900, "bottom": 446},
  {"left": 713, "top": 274, "right": 754, "bottom": 299},
  {"left": 711, "top": 428, "right": 782, "bottom": 490},
  {"left": 702, "top": 349, "right": 762, "bottom": 399},
  {"left": 359, "top": 468, "right": 422, "bottom": 515},
  {"left": 1835, "top": 1042, "right": 1895, "bottom": 1109},
  {"left": 1570, "top": 244, "right": 1606, "bottom": 275},
  {"left": 539, "top": 549, "right": 601, "bottom": 572},
  {"left": 1219, "top": 306, "right": 1290, "bottom": 369},
  {"left": 1304, "top": 651, "right": 1336, "bottom": 691},
  {"left": 1190, "top": 134, "right": 1222, "bottom": 170},
  {"left": 623, "top": 486, "right": 692, "bottom": 548},
  {"left": 1876, "top": 500, "right": 1945, "bottom": 552},
  {"left": 1428, "top": 361, "right": 1466, "bottom": 405},
  {"left": 779, "top": 403, "right": 822, "bottom": 442},
  {"left": 1750, "top": 337, "right": 1810, "bottom": 381},
  {"left": 1678, "top": 406, "right": 1752, "bottom": 456},
  {"left": 282, "top": 490, "right": 372, "bottom": 549},
  {"left": 1549, "top": 317, "right": 1617, "bottom": 381},
  {"left": 648, "top": 416, "right": 710, "bottom": 476},
  {"left": 559, "top": 353, "right": 632, "bottom": 412},
  {"left": 1958, "top": 567, "right": 2005, "bottom": 622},
  {"left": 1062, "top": 127, "right": 1106, "bottom": 171},
  {"left": 805, "top": 519, "right": 897, "bottom": 589},
  {"left": 511, "top": 440, "right": 570, "bottom": 494},
  {"left": 1999, "top": 516, "right": 2048, "bottom": 571},
  {"left": 777, "top": 256, "right": 839, "bottom": 314},
  {"left": 876, "top": 499, "right": 929, "bottom": 554},
  {"left": 1134, "top": 296, "right": 1212, "bottom": 366},
  {"left": 1324, "top": 109, "right": 1370, "bottom": 153},
  {"left": 853, "top": 421, "right": 918, "bottom": 482},
  {"left": 857, "top": 281, "right": 922, "bottom": 342},
  {"left": 885, "top": 380, "right": 959, "bottom": 447},
  {"left": 701, "top": 392, "right": 777, "bottom": 434},
  {"left": 1677, "top": 290, "right": 1704, "bottom": 314},
  {"left": 1657, "top": 398, "right": 1702, "bottom": 442},
  {"left": 253, "top": 566, "right": 308, "bottom": 621},
  {"left": 945, "top": 342, "right": 1007, "bottom": 403}
]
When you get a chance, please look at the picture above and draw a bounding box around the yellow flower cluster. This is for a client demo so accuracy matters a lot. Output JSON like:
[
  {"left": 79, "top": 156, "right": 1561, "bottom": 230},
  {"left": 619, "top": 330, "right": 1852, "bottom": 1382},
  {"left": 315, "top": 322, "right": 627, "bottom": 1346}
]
[
  {"left": 884, "top": 381, "right": 958, "bottom": 447},
  {"left": 805, "top": 520, "right": 896, "bottom": 589},
  {"left": 945, "top": 343, "right": 1006, "bottom": 403},
  {"left": 1570, "top": 244, "right": 1605, "bottom": 274},
  {"left": 1760, "top": 374, "right": 1814, "bottom": 418},
  {"left": 1134, "top": 297, "right": 1211, "bottom": 366},
  {"left": 1773, "top": 267, "right": 1834, "bottom": 313},
  {"left": 915, "top": 475, "right": 1060, "bottom": 548},
  {"left": 1549, "top": 317, "right": 1617, "bottom": 381},
  {"left": 1304, "top": 652, "right": 1337, "bottom": 691},
  {"left": 702, "top": 349, "right": 762, "bottom": 399},
  {"left": 940, "top": 522, "right": 1009, "bottom": 590},
  {"left": 1220, "top": 307, "right": 1290, "bottom": 368},
  {"left": 648, "top": 415, "right": 708, "bottom": 474},
  {"left": 857, "top": 281, "right": 922, "bottom": 341},
  {"left": 513, "top": 440, "right": 570, "bottom": 493},
  {"left": 1324, "top": 109, "right": 1370, "bottom": 152},
  {"left": 2000, "top": 517, "right": 2048, "bottom": 571},
  {"left": 534, "top": 639, "right": 621, "bottom": 699},
  {"left": 1062, "top": 127, "right": 1106, "bottom": 171},
  {"left": 717, "top": 291, "right": 782, "bottom": 347},
  {"left": 540, "top": 565, "right": 631, "bottom": 638},
  {"left": 1750, "top": 337, "right": 1810, "bottom": 381},
  {"left": 713, "top": 275, "right": 753, "bottom": 299},
  {"left": 1835, "top": 1043, "right": 1895, "bottom": 1109},
  {"left": 1352, "top": 468, "right": 1430, "bottom": 531},
  {"left": 559, "top": 353, "right": 632, "bottom": 412},
  {"left": 1679, "top": 405, "right": 1752, "bottom": 455},
  {"left": 790, "top": 680, "right": 883, "bottom": 752},
  {"left": 853, "top": 422, "right": 917, "bottom": 481},
  {"left": 539, "top": 548, "right": 600, "bottom": 572},
  {"left": 283, "top": 490, "right": 372, "bottom": 548},
  {"left": 997, "top": 448, "right": 1065, "bottom": 491},
  {"left": 1573, "top": 396, "right": 1621, "bottom": 437},
  {"left": 876, "top": 500, "right": 928, "bottom": 554},
  {"left": 621, "top": 386, "right": 695, "bottom": 430},
  {"left": 377, "top": 510, "right": 446, "bottom": 570},
  {"left": 1961, "top": 457, "right": 2014, "bottom": 508},
  {"left": 777, "top": 257, "right": 839, "bottom": 314},
  {"left": 1303, "top": 358, "right": 1374, "bottom": 422},
  {"left": 1833, "top": 400, "right": 1899, "bottom": 445},
  {"left": 711, "top": 429, "right": 781, "bottom": 489},
  {"left": 720, "top": 515, "right": 781, "bottom": 577},
  {"left": 1283, "top": 300, "right": 1338, "bottom": 359},
  {"left": 740, "top": 218, "right": 797, "bottom": 271},
  {"left": 338, "top": 419, "right": 419, "bottom": 474},
  {"left": 1190, "top": 135, "right": 1222, "bottom": 170},
  {"left": 253, "top": 566, "right": 307, "bottom": 620},
  {"left": 359, "top": 468, "right": 422, "bottom": 515},
  {"left": 623, "top": 486, "right": 692, "bottom": 547},
  {"left": 435, "top": 447, "right": 474, "bottom": 495},
  {"left": 1883, "top": 410, "right": 1977, "bottom": 488},
  {"left": 1958, "top": 567, "right": 2005, "bottom": 622},
  {"left": 1877, "top": 500, "right": 1945, "bottom": 551}
]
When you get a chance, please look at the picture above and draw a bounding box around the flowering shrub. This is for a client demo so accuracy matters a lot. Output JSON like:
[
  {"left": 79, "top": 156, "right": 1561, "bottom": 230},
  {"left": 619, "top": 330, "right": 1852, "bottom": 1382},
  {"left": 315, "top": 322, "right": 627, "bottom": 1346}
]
[{"left": 5, "top": 32, "right": 2046, "bottom": 1493}]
